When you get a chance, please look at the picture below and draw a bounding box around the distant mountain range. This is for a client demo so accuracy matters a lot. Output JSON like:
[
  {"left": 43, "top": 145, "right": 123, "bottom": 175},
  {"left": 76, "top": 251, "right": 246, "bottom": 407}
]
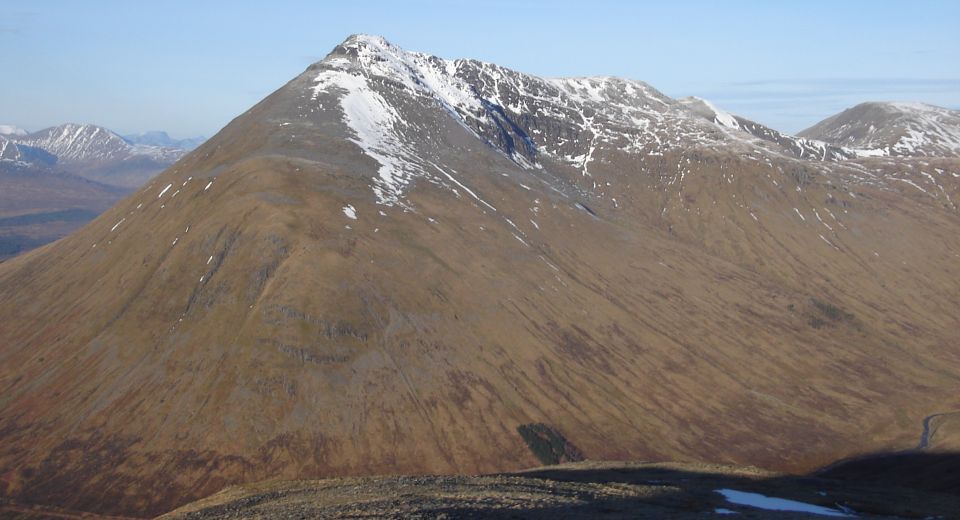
[
  {"left": 0, "top": 123, "right": 205, "bottom": 259},
  {"left": 0, "top": 123, "right": 204, "bottom": 186},
  {"left": 123, "top": 130, "right": 206, "bottom": 151}
]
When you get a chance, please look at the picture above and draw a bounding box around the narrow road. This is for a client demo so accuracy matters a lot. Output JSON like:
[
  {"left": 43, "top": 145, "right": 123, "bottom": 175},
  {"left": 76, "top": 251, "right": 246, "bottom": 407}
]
[
  {"left": 916, "top": 411, "right": 959, "bottom": 450},
  {"left": 916, "top": 413, "right": 942, "bottom": 450},
  {"left": 814, "top": 410, "right": 958, "bottom": 475}
]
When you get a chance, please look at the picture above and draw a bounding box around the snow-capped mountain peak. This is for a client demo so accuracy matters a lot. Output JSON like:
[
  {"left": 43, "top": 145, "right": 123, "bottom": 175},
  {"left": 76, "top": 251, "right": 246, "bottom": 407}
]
[
  {"left": 312, "top": 35, "right": 494, "bottom": 204},
  {"left": 799, "top": 101, "right": 960, "bottom": 157},
  {"left": 12, "top": 123, "right": 187, "bottom": 164},
  {"left": 305, "top": 36, "right": 960, "bottom": 211},
  {"left": 323, "top": 34, "right": 483, "bottom": 113},
  {"left": 0, "top": 135, "right": 22, "bottom": 161},
  {"left": 309, "top": 35, "right": 747, "bottom": 205},
  {"left": 309, "top": 36, "right": 882, "bottom": 207},
  {"left": 14, "top": 123, "right": 133, "bottom": 162}
]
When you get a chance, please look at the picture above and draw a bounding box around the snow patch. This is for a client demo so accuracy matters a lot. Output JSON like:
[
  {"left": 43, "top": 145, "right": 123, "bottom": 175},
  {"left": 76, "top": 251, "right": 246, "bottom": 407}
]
[
  {"left": 690, "top": 96, "right": 739, "bottom": 129},
  {"left": 715, "top": 489, "right": 853, "bottom": 517}
]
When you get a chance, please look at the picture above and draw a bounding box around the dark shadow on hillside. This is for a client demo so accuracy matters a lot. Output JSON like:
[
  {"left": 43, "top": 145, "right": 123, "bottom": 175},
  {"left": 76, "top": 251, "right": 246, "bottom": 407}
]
[{"left": 813, "top": 451, "right": 960, "bottom": 495}]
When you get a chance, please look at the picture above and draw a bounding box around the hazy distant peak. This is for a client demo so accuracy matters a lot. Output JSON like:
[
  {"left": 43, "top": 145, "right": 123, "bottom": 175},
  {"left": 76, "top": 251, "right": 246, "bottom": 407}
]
[
  {"left": 800, "top": 101, "right": 960, "bottom": 157},
  {"left": 0, "top": 124, "right": 28, "bottom": 136},
  {"left": 123, "top": 130, "right": 206, "bottom": 151},
  {"left": 11, "top": 122, "right": 188, "bottom": 164}
]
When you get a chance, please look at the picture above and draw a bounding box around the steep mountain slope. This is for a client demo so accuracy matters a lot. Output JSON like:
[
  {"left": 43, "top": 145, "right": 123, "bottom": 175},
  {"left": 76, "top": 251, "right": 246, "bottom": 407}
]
[
  {"left": 0, "top": 35, "right": 959, "bottom": 517},
  {"left": 799, "top": 101, "right": 960, "bottom": 157},
  {"left": 0, "top": 136, "right": 21, "bottom": 161}
]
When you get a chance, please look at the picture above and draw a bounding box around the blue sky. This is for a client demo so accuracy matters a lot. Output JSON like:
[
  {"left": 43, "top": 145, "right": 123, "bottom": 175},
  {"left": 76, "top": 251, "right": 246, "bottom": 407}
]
[{"left": 2, "top": 0, "right": 957, "bottom": 138}]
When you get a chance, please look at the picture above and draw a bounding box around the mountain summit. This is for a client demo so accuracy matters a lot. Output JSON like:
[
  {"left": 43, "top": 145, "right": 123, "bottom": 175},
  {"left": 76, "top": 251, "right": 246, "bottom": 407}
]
[
  {"left": 799, "top": 101, "right": 960, "bottom": 157},
  {"left": 1, "top": 35, "right": 959, "bottom": 517}
]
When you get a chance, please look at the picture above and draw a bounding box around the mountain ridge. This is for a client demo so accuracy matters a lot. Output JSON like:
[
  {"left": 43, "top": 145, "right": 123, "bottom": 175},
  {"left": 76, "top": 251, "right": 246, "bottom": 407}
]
[{"left": 12, "top": 123, "right": 185, "bottom": 165}]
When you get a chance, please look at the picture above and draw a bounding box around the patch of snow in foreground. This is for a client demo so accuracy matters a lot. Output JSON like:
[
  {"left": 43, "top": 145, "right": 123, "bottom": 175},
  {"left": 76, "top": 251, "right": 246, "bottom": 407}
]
[
  {"left": 716, "top": 489, "right": 853, "bottom": 517},
  {"left": 850, "top": 147, "right": 886, "bottom": 158},
  {"left": 342, "top": 204, "right": 358, "bottom": 220},
  {"left": 714, "top": 508, "right": 739, "bottom": 515}
]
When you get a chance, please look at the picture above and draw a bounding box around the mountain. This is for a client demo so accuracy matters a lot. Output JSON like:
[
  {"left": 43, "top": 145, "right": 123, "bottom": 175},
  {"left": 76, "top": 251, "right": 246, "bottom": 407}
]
[
  {"left": 16, "top": 123, "right": 166, "bottom": 163},
  {"left": 0, "top": 135, "right": 21, "bottom": 161},
  {"left": 1, "top": 35, "right": 959, "bottom": 517},
  {"left": 9, "top": 123, "right": 187, "bottom": 187},
  {"left": 678, "top": 97, "right": 855, "bottom": 161},
  {"left": 799, "top": 101, "right": 960, "bottom": 158},
  {"left": 124, "top": 130, "right": 206, "bottom": 151}
]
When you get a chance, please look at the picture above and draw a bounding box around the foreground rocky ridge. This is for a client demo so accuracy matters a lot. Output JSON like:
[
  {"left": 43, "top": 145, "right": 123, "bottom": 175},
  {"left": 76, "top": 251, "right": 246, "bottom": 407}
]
[
  {"left": 0, "top": 35, "right": 959, "bottom": 517},
  {"left": 158, "top": 461, "right": 959, "bottom": 519}
]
